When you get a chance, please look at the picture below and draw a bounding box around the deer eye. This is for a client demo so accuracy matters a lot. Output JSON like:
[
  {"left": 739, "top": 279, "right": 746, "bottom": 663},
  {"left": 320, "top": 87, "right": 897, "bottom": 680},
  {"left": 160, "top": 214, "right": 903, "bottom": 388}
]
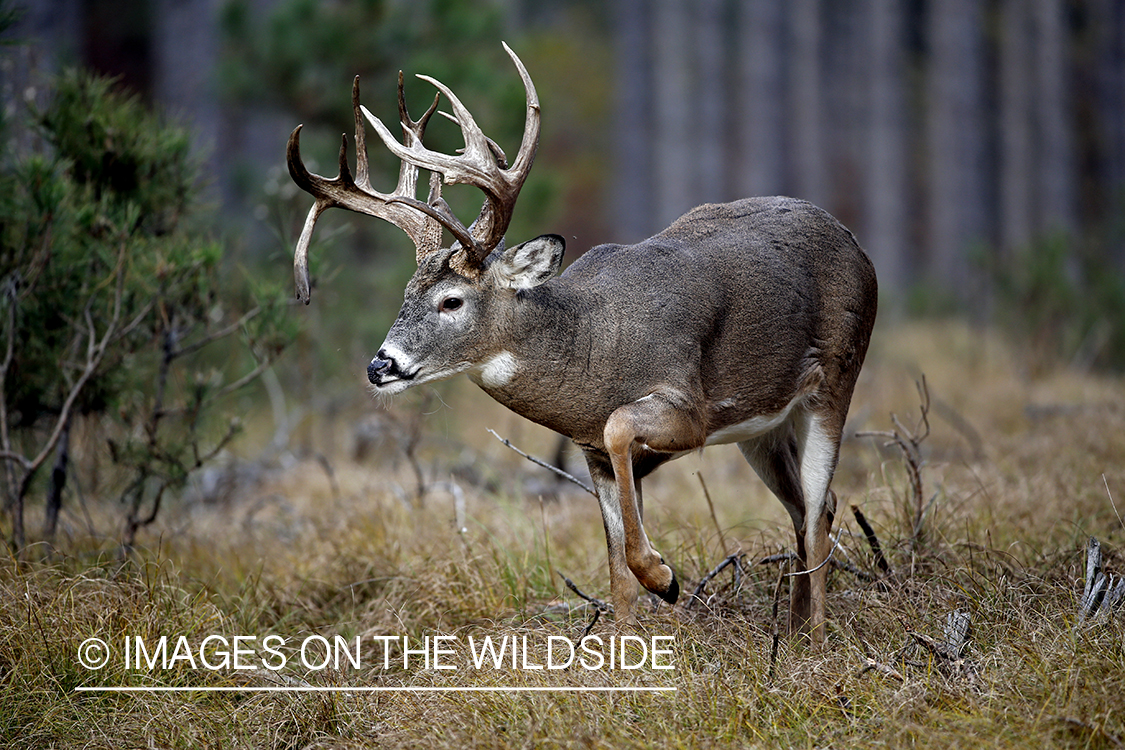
[{"left": 440, "top": 296, "right": 463, "bottom": 312}]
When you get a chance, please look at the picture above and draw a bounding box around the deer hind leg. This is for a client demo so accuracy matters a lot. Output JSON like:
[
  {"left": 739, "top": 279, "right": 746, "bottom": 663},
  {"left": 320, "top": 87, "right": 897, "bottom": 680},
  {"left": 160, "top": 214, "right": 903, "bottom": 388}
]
[
  {"left": 739, "top": 409, "right": 840, "bottom": 644},
  {"left": 794, "top": 408, "right": 841, "bottom": 645},
  {"left": 737, "top": 425, "right": 812, "bottom": 633},
  {"left": 602, "top": 391, "right": 706, "bottom": 612}
]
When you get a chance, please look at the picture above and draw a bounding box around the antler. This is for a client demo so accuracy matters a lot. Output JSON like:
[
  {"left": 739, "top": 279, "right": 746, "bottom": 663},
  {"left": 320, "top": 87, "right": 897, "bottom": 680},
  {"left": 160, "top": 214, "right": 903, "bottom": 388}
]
[
  {"left": 286, "top": 73, "right": 443, "bottom": 303},
  {"left": 362, "top": 42, "right": 540, "bottom": 275}
]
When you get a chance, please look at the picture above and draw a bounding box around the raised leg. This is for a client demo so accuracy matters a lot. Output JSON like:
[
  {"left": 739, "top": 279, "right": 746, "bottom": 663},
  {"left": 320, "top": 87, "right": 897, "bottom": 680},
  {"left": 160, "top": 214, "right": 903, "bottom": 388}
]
[{"left": 601, "top": 390, "right": 706, "bottom": 614}]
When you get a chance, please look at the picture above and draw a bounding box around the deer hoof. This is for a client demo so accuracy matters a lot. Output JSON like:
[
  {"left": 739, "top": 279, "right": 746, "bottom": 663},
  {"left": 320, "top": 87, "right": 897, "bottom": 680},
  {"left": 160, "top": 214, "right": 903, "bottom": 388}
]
[{"left": 653, "top": 569, "right": 679, "bottom": 605}]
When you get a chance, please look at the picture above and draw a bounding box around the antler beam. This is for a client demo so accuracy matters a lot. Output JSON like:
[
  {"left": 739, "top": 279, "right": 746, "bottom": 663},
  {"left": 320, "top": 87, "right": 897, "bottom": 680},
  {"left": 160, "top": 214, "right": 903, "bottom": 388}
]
[{"left": 286, "top": 75, "right": 442, "bottom": 303}]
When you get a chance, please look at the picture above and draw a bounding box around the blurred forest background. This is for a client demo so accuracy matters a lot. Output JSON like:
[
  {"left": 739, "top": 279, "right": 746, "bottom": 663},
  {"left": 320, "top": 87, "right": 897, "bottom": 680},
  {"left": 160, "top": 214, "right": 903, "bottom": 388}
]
[{"left": 2, "top": 0, "right": 1125, "bottom": 550}]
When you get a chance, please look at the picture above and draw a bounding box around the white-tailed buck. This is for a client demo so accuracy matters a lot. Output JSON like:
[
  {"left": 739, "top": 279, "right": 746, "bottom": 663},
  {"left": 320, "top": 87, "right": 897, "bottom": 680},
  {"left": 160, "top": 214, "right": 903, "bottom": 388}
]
[{"left": 287, "top": 44, "right": 877, "bottom": 641}]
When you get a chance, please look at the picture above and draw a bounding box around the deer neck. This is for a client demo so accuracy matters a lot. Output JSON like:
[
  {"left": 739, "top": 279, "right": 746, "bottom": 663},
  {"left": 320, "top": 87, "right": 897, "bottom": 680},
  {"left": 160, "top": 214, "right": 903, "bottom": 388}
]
[{"left": 467, "top": 281, "right": 608, "bottom": 440}]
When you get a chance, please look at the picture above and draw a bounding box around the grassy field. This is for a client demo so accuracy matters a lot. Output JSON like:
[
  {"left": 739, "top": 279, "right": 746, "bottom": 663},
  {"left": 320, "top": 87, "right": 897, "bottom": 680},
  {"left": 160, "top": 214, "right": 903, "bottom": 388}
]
[{"left": 3, "top": 320, "right": 1124, "bottom": 749}]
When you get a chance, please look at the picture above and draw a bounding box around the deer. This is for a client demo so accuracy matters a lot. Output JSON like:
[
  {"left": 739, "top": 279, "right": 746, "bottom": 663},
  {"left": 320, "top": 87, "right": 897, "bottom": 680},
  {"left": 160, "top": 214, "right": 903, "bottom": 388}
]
[{"left": 285, "top": 43, "right": 878, "bottom": 643}]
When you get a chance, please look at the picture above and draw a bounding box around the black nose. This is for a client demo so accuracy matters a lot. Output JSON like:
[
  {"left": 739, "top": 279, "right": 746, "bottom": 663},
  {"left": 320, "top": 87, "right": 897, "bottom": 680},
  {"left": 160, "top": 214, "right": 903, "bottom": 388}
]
[{"left": 367, "top": 350, "right": 394, "bottom": 384}]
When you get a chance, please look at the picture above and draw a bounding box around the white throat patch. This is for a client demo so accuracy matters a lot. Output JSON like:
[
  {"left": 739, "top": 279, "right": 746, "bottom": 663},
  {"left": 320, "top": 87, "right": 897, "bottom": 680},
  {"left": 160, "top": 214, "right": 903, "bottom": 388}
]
[{"left": 472, "top": 350, "right": 519, "bottom": 389}]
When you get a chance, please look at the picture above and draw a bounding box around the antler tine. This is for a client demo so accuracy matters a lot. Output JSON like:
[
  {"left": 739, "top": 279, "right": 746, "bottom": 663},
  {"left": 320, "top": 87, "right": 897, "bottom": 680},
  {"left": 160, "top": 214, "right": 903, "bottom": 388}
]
[
  {"left": 362, "top": 43, "right": 541, "bottom": 271},
  {"left": 398, "top": 71, "right": 441, "bottom": 145},
  {"left": 502, "top": 41, "right": 540, "bottom": 182},
  {"left": 286, "top": 125, "right": 337, "bottom": 304},
  {"left": 286, "top": 75, "right": 445, "bottom": 302},
  {"left": 393, "top": 71, "right": 441, "bottom": 205},
  {"left": 352, "top": 77, "right": 370, "bottom": 189},
  {"left": 438, "top": 109, "right": 509, "bottom": 168}
]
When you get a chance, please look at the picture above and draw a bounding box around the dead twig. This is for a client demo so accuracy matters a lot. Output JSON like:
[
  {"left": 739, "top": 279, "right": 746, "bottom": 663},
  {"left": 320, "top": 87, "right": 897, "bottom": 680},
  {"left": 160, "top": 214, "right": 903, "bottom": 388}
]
[
  {"left": 488, "top": 429, "right": 595, "bottom": 496},
  {"left": 756, "top": 545, "right": 872, "bottom": 582},
  {"left": 756, "top": 552, "right": 798, "bottom": 566},
  {"left": 1106, "top": 475, "right": 1123, "bottom": 531},
  {"left": 687, "top": 552, "right": 744, "bottom": 609},
  {"left": 697, "top": 473, "right": 728, "bottom": 553},
  {"left": 767, "top": 565, "right": 786, "bottom": 682},
  {"left": 832, "top": 556, "right": 875, "bottom": 582},
  {"left": 851, "top": 504, "right": 892, "bottom": 576},
  {"left": 855, "top": 658, "right": 905, "bottom": 682},
  {"left": 580, "top": 607, "right": 601, "bottom": 639},
  {"left": 558, "top": 572, "right": 609, "bottom": 612},
  {"left": 783, "top": 532, "right": 842, "bottom": 578},
  {"left": 900, "top": 612, "right": 977, "bottom": 681},
  {"left": 857, "top": 376, "right": 932, "bottom": 549}
]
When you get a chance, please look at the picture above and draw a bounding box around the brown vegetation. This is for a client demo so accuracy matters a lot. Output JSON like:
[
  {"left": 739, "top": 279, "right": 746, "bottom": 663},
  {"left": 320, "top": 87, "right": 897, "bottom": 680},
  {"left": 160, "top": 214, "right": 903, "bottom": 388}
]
[{"left": 3, "top": 320, "right": 1123, "bottom": 748}]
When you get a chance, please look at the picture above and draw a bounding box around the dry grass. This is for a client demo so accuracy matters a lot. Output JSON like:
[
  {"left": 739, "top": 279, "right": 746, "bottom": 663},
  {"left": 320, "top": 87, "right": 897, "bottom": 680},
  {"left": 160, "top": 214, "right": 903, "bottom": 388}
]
[{"left": 3, "top": 320, "right": 1125, "bottom": 748}]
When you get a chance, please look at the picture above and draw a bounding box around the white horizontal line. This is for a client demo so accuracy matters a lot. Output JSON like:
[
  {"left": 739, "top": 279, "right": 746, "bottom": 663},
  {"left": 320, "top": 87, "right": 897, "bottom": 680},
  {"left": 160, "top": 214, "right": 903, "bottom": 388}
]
[{"left": 75, "top": 686, "right": 676, "bottom": 693}]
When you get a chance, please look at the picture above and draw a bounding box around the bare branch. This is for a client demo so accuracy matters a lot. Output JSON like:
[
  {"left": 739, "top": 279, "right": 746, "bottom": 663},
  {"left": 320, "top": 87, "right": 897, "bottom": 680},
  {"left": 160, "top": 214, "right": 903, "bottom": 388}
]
[
  {"left": 155, "top": 354, "right": 276, "bottom": 419},
  {"left": 174, "top": 307, "right": 262, "bottom": 359},
  {"left": 858, "top": 376, "right": 932, "bottom": 546},
  {"left": 784, "top": 532, "right": 842, "bottom": 578},
  {"left": 25, "top": 242, "right": 128, "bottom": 486},
  {"left": 0, "top": 451, "right": 31, "bottom": 471},
  {"left": 851, "top": 504, "right": 891, "bottom": 575},
  {"left": 687, "top": 551, "right": 744, "bottom": 608},
  {"left": 558, "top": 571, "right": 609, "bottom": 612},
  {"left": 487, "top": 428, "right": 595, "bottom": 496}
]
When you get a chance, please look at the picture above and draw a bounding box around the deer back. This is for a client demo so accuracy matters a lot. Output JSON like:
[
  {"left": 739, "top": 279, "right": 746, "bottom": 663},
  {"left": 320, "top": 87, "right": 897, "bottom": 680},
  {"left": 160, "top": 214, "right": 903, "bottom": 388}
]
[{"left": 469, "top": 196, "right": 877, "bottom": 452}]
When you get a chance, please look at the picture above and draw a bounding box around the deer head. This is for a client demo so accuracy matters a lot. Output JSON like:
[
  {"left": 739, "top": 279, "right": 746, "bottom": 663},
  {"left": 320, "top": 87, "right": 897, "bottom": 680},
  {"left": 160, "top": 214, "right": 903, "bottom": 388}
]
[{"left": 287, "top": 43, "right": 560, "bottom": 393}]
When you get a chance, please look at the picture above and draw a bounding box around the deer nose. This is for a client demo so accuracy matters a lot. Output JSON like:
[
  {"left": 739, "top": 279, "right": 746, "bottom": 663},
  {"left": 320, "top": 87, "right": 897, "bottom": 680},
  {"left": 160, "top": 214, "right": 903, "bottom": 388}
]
[{"left": 367, "top": 350, "right": 394, "bottom": 384}]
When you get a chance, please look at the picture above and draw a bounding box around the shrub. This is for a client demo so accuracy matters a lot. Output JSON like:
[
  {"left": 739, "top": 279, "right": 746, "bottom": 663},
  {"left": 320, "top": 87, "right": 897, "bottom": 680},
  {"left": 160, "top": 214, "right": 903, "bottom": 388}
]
[{"left": 0, "top": 69, "right": 296, "bottom": 552}]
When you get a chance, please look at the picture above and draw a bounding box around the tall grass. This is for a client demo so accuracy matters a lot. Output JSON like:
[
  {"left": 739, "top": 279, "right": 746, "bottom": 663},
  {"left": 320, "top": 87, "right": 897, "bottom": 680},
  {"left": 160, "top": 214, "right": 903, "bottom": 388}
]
[{"left": 3, "top": 320, "right": 1124, "bottom": 748}]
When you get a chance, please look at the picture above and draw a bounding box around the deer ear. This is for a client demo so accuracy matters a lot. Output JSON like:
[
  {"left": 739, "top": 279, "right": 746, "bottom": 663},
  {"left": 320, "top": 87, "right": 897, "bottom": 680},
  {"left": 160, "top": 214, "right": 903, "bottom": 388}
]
[{"left": 492, "top": 234, "right": 565, "bottom": 290}]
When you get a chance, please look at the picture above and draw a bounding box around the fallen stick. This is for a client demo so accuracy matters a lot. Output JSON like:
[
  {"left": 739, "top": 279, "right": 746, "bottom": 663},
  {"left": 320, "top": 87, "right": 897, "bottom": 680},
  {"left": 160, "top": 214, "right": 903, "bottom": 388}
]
[
  {"left": 856, "top": 658, "right": 905, "bottom": 682},
  {"left": 558, "top": 571, "right": 609, "bottom": 612},
  {"left": 488, "top": 429, "right": 595, "bottom": 496},
  {"left": 687, "top": 552, "right": 744, "bottom": 608},
  {"left": 852, "top": 504, "right": 891, "bottom": 575}
]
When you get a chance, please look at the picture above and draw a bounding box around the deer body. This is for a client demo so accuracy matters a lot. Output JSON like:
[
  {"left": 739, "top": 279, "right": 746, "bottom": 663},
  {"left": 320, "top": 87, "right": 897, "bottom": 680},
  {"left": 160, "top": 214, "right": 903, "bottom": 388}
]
[
  {"left": 462, "top": 198, "right": 870, "bottom": 449},
  {"left": 287, "top": 46, "right": 877, "bottom": 641}
]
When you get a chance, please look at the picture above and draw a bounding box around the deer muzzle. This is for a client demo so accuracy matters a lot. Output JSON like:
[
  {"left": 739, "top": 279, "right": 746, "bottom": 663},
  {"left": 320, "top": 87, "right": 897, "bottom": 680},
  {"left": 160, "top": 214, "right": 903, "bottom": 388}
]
[{"left": 367, "top": 349, "right": 412, "bottom": 387}]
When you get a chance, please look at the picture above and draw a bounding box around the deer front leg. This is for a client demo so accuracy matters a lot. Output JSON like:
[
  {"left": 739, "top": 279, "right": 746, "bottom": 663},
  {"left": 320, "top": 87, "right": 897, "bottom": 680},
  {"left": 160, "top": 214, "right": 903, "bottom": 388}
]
[
  {"left": 585, "top": 463, "right": 640, "bottom": 625},
  {"left": 603, "top": 391, "right": 706, "bottom": 611}
]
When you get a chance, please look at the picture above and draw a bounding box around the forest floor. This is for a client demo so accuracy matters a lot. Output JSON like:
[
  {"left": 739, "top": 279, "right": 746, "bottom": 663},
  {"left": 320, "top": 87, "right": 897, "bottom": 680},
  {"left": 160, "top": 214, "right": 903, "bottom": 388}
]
[{"left": 3, "top": 319, "right": 1125, "bottom": 749}]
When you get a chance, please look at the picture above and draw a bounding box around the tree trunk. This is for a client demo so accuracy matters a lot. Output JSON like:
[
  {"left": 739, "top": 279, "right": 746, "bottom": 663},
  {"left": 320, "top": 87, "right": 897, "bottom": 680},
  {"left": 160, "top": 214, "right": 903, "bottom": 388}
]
[
  {"left": 1033, "top": 0, "right": 1074, "bottom": 236},
  {"left": 652, "top": 0, "right": 694, "bottom": 228},
  {"left": 926, "top": 0, "right": 989, "bottom": 296},
  {"left": 1000, "top": 0, "right": 1035, "bottom": 253},
  {"left": 695, "top": 0, "right": 727, "bottom": 204},
  {"left": 612, "top": 0, "right": 654, "bottom": 242},
  {"left": 736, "top": 0, "right": 786, "bottom": 197},
  {"left": 43, "top": 415, "right": 71, "bottom": 540},
  {"left": 866, "top": 0, "right": 908, "bottom": 293},
  {"left": 790, "top": 0, "right": 825, "bottom": 207}
]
